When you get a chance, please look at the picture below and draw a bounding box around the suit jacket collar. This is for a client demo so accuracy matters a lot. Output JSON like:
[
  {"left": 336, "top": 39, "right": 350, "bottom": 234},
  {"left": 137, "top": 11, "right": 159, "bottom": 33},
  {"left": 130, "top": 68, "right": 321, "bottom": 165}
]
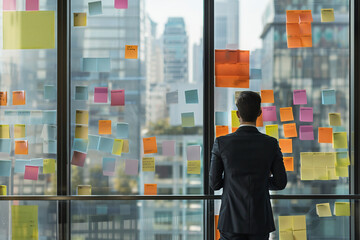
[{"left": 235, "top": 126, "right": 259, "bottom": 133}]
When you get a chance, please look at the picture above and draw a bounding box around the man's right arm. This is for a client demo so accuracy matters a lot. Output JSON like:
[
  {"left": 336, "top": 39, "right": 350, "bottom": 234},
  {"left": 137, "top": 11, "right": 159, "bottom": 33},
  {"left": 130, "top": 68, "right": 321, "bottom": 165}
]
[
  {"left": 268, "top": 139, "right": 287, "bottom": 190},
  {"left": 209, "top": 138, "right": 224, "bottom": 190}
]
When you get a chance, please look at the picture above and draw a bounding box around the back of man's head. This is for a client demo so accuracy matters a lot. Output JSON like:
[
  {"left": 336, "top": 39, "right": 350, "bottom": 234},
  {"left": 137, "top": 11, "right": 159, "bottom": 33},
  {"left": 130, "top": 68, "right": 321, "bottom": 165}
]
[{"left": 236, "top": 91, "right": 261, "bottom": 122}]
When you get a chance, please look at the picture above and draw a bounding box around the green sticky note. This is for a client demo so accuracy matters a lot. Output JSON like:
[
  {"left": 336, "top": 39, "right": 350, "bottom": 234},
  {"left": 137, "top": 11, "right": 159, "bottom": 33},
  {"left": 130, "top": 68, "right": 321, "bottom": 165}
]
[
  {"left": 185, "top": 89, "right": 199, "bottom": 104},
  {"left": 44, "top": 85, "right": 56, "bottom": 100},
  {"left": 334, "top": 202, "right": 350, "bottom": 216},
  {"left": 43, "top": 159, "right": 56, "bottom": 174},
  {"left": 333, "top": 132, "right": 348, "bottom": 149},
  {"left": 335, "top": 166, "right": 348, "bottom": 177},
  {"left": 181, "top": 112, "right": 195, "bottom": 127}
]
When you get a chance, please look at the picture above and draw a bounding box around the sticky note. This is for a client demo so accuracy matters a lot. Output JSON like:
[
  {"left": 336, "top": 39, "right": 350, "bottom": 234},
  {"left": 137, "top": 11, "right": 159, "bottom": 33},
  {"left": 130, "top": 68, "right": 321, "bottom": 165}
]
[
  {"left": 283, "top": 157, "right": 294, "bottom": 171},
  {"left": 75, "top": 86, "right": 88, "bottom": 100},
  {"left": 111, "top": 89, "right": 125, "bottom": 106},
  {"left": 162, "top": 140, "right": 176, "bottom": 156},
  {"left": 329, "top": 113, "right": 341, "bottom": 126},
  {"left": 0, "top": 186, "right": 6, "bottom": 196},
  {"left": 256, "top": 113, "right": 263, "bottom": 127},
  {"left": 334, "top": 202, "right": 350, "bottom": 216},
  {"left": 112, "top": 139, "right": 124, "bottom": 156},
  {"left": 12, "top": 206, "right": 38, "bottom": 240},
  {"left": 82, "top": 58, "right": 110, "bottom": 72},
  {"left": 322, "top": 89, "right": 336, "bottom": 105},
  {"left": 336, "top": 166, "right": 348, "bottom": 177},
  {"left": 43, "top": 141, "right": 56, "bottom": 154},
  {"left": 279, "top": 216, "right": 293, "bottom": 231},
  {"left": 43, "top": 110, "right": 56, "bottom": 124},
  {"left": 321, "top": 9, "right": 335, "bottom": 22},
  {"left": 115, "top": 0, "right": 128, "bottom": 9},
  {"left": 0, "top": 139, "right": 11, "bottom": 153},
  {"left": 96, "top": 205, "right": 108, "bottom": 215},
  {"left": 166, "top": 91, "right": 178, "bottom": 104},
  {"left": 144, "top": 184, "right": 157, "bottom": 195},
  {"left": 88, "top": 135, "right": 100, "bottom": 150},
  {"left": 215, "top": 112, "right": 228, "bottom": 126},
  {"left": 3, "top": 0, "right": 16, "bottom": 10},
  {"left": 265, "top": 125, "right": 279, "bottom": 140},
  {"left": 143, "top": 136, "right": 157, "bottom": 154},
  {"left": 336, "top": 152, "right": 350, "bottom": 166},
  {"left": 14, "top": 124, "right": 25, "bottom": 138},
  {"left": 125, "top": 45, "right": 138, "bottom": 59},
  {"left": 97, "top": 58, "right": 111, "bottom": 72},
  {"left": 187, "top": 160, "right": 201, "bottom": 174},
  {"left": 26, "top": 0, "right": 39, "bottom": 11},
  {"left": 299, "top": 107, "right": 313, "bottom": 122},
  {"left": 231, "top": 110, "right": 240, "bottom": 128},
  {"left": 299, "top": 125, "right": 314, "bottom": 140},
  {"left": 71, "top": 151, "right": 87, "bottom": 167},
  {"left": 24, "top": 166, "right": 39, "bottom": 180},
  {"left": 279, "top": 139, "right": 292, "bottom": 153},
  {"left": 316, "top": 203, "right": 332, "bottom": 217},
  {"left": 262, "top": 106, "right": 277, "bottom": 122},
  {"left": 99, "top": 120, "right": 112, "bottom": 134},
  {"left": 99, "top": 137, "right": 114, "bottom": 153},
  {"left": 125, "top": 159, "right": 138, "bottom": 176},
  {"left": 0, "top": 160, "right": 11, "bottom": 176},
  {"left": 314, "top": 167, "right": 328, "bottom": 180},
  {"left": 293, "top": 90, "right": 307, "bottom": 105},
  {"left": 4, "top": 11, "right": 55, "bottom": 49},
  {"left": 187, "top": 145, "right": 201, "bottom": 161},
  {"left": 287, "top": 36, "right": 302, "bottom": 48},
  {"left": 73, "top": 138, "right": 89, "bottom": 153},
  {"left": 103, "top": 157, "right": 116, "bottom": 176},
  {"left": 15, "top": 140, "right": 28, "bottom": 154},
  {"left": 216, "top": 126, "right": 229, "bottom": 138},
  {"left": 318, "top": 127, "right": 333, "bottom": 143},
  {"left": 42, "top": 125, "right": 56, "bottom": 140},
  {"left": 116, "top": 123, "right": 129, "bottom": 139},
  {"left": 0, "top": 125, "right": 10, "bottom": 139},
  {"left": 77, "top": 185, "right": 92, "bottom": 195},
  {"left": 15, "top": 160, "right": 29, "bottom": 173},
  {"left": 88, "top": 1, "right": 102, "bottom": 15},
  {"left": 75, "top": 125, "right": 88, "bottom": 139},
  {"left": 185, "top": 89, "right": 199, "bottom": 104},
  {"left": 94, "top": 87, "right": 108, "bottom": 103},
  {"left": 44, "top": 85, "right": 56, "bottom": 100},
  {"left": 333, "top": 132, "right": 348, "bottom": 149},
  {"left": 0, "top": 92, "right": 7, "bottom": 106},
  {"left": 299, "top": 10, "right": 313, "bottom": 23},
  {"left": 30, "top": 158, "right": 43, "bottom": 167},
  {"left": 181, "top": 112, "right": 195, "bottom": 127},
  {"left": 76, "top": 110, "right": 89, "bottom": 125},
  {"left": 260, "top": 90, "right": 274, "bottom": 103},
  {"left": 12, "top": 90, "right": 26, "bottom": 105},
  {"left": 74, "top": 13, "right": 87, "bottom": 27},
  {"left": 142, "top": 157, "right": 155, "bottom": 172},
  {"left": 279, "top": 107, "right": 294, "bottom": 122},
  {"left": 283, "top": 123, "right": 297, "bottom": 138},
  {"left": 122, "top": 139, "right": 129, "bottom": 153},
  {"left": 43, "top": 159, "right": 56, "bottom": 174},
  {"left": 286, "top": 10, "right": 300, "bottom": 23}
]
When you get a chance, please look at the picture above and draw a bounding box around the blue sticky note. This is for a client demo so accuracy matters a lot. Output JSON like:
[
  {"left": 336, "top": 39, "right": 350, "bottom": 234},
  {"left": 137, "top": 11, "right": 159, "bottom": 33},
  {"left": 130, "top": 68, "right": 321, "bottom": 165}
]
[
  {"left": 215, "top": 112, "right": 228, "bottom": 125},
  {"left": 73, "top": 139, "right": 89, "bottom": 153},
  {"left": 96, "top": 205, "right": 108, "bottom": 215},
  {"left": 14, "top": 160, "right": 30, "bottom": 173},
  {"left": 44, "top": 85, "right": 56, "bottom": 100},
  {"left": 43, "top": 110, "right": 56, "bottom": 125},
  {"left": 88, "top": 1, "right": 102, "bottom": 15},
  {"left": 103, "top": 157, "right": 116, "bottom": 172},
  {"left": 337, "top": 152, "right": 349, "bottom": 159},
  {"left": 75, "top": 86, "right": 88, "bottom": 100},
  {"left": 322, "top": 89, "right": 336, "bottom": 105},
  {"left": 250, "top": 69, "right": 262, "bottom": 79},
  {"left": 30, "top": 111, "right": 43, "bottom": 125},
  {"left": 0, "top": 160, "right": 11, "bottom": 177},
  {"left": 30, "top": 158, "right": 43, "bottom": 167},
  {"left": 116, "top": 123, "right": 129, "bottom": 139},
  {"left": 97, "top": 58, "right": 111, "bottom": 72},
  {"left": 99, "top": 137, "right": 114, "bottom": 153},
  {"left": 0, "top": 139, "right": 11, "bottom": 153},
  {"left": 18, "top": 111, "right": 31, "bottom": 124},
  {"left": 185, "top": 89, "right": 199, "bottom": 104},
  {"left": 42, "top": 125, "right": 57, "bottom": 140},
  {"left": 88, "top": 135, "right": 100, "bottom": 150},
  {"left": 5, "top": 111, "right": 17, "bottom": 124},
  {"left": 333, "top": 126, "right": 346, "bottom": 133},
  {"left": 82, "top": 58, "right": 97, "bottom": 72},
  {"left": 43, "top": 140, "right": 57, "bottom": 154},
  {"left": 249, "top": 79, "right": 261, "bottom": 92}
]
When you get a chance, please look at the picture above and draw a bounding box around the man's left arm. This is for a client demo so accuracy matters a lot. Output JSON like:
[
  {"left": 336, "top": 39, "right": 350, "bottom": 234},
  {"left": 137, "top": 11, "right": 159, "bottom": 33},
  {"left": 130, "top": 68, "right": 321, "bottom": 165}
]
[{"left": 209, "top": 138, "right": 224, "bottom": 190}]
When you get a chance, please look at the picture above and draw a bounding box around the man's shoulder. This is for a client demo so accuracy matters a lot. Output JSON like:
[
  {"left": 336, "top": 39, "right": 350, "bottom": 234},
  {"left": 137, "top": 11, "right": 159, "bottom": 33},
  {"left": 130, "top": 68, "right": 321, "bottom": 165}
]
[{"left": 220, "top": 130, "right": 277, "bottom": 143}]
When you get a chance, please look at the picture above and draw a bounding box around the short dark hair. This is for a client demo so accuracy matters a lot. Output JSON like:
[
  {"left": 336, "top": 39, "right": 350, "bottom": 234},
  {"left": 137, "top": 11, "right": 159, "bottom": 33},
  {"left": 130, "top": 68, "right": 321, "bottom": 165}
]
[{"left": 236, "top": 91, "right": 261, "bottom": 122}]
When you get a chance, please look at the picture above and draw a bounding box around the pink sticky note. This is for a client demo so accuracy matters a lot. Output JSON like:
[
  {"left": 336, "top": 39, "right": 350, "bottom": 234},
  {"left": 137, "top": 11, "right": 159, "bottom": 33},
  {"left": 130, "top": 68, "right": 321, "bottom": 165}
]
[
  {"left": 26, "top": 0, "right": 39, "bottom": 11},
  {"left": 103, "top": 171, "right": 115, "bottom": 176},
  {"left": 187, "top": 145, "right": 201, "bottom": 161},
  {"left": 115, "top": 0, "right": 128, "bottom": 9},
  {"left": 262, "top": 106, "right": 277, "bottom": 122},
  {"left": 299, "top": 107, "right": 313, "bottom": 122},
  {"left": 293, "top": 90, "right": 307, "bottom": 105},
  {"left": 299, "top": 125, "right": 314, "bottom": 140},
  {"left": 94, "top": 87, "right": 108, "bottom": 103},
  {"left": 125, "top": 159, "right": 138, "bottom": 176},
  {"left": 71, "top": 151, "right": 87, "bottom": 167},
  {"left": 162, "top": 140, "right": 176, "bottom": 156},
  {"left": 24, "top": 166, "right": 39, "bottom": 180},
  {"left": 111, "top": 89, "right": 125, "bottom": 106},
  {"left": 3, "top": 0, "right": 16, "bottom": 10}
]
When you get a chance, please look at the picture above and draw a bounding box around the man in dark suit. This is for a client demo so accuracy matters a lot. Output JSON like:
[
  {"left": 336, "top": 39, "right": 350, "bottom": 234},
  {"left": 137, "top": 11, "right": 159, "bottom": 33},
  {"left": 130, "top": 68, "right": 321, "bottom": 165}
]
[{"left": 210, "top": 91, "right": 287, "bottom": 240}]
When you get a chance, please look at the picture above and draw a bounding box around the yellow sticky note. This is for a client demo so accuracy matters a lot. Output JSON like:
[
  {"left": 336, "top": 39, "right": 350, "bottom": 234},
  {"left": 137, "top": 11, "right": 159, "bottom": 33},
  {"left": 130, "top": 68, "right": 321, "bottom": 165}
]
[
  {"left": 316, "top": 203, "right": 332, "bottom": 217},
  {"left": 125, "top": 45, "right": 138, "bottom": 59},
  {"left": 292, "top": 230, "right": 307, "bottom": 240},
  {"left": 142, "top": 157, "right": 155, "bottom": 172},
  {"left": 0, "top": 125, "right": 10, "bottom": 139},
  {"left": 321, "top": 8, "right": 335, "bottom": 22},
  {"left": 12, "top": 205, "right": 39, "bottom": 240},
  {"left": 43, "top": 159, "right": 56, "bottom": 174},
  {"left": 112, "top": 139, "right": 124, "bottom": 156},
  {"left": 292, "top": 215, "right": 306, "bottom": 230},
  {"left": 334, "top": 202, "right": 350, "bottom": 216},
  {"left": 122, "top": 139, "right": 129, "bottom": 153},
  {"left": 75, "top": 125, "right": 88, "bottom": 139},
  {"left": 4, "top": 11, "right": 55, "bottom": 49},
  {"left": 301, "top": 168, "right": 314, "bottom": 180},
  {"left": 336, "top": 152, "right": 350, "bottom": 166},
  {"left": 314, "top": 167, "right": 328, "bottom": 180},
  {"left": 265, "top": 125, "right": 279, "bottom": 140},
  {"left": 279, "top": 231, "right": 294, "bottom": 240},
  {"left": 187, "top": 160, "right": 201, "bottom": 174},
  {"left": 74, "top": 13, "right": 87, "bottom": 27},
  {"left": 327, "top": 167, "right": 339, "bottom": 180},
  {"left": 329, "top": 113, "right": 341, "bottom": 126},
  {"left": 76, "top": 110, "right": 89, "bottom": 125},
  {"left": 336, "top": 166, "right": 348, "bottom": 177},
  {"left": 0, "top": 185, "right": 6, "bottom": 196},
  {"left": 14, "top": 124, "right": 26, "bottom": 138},
  {"left": 77, "top": 185, "right": 92, "bottom": 195},
  {"left": 231, "top": 110, "right": 240, "bottom": 128},
  {"left": 279, "top": 216, "right": 293, "bottom": 231},
  {"left": 333, "top": 132, "right": 348, "bottom": 149}
]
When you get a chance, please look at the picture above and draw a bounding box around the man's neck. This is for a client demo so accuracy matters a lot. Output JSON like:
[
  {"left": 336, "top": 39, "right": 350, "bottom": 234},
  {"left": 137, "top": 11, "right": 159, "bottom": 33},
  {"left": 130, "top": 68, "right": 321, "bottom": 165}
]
[{"left": 240, "top": 122, "right": 256, "bottom": 127}]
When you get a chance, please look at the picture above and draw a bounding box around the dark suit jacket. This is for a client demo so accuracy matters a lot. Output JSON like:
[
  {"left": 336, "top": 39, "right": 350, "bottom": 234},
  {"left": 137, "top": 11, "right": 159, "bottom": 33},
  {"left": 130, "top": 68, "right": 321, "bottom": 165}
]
[{"left": 210, "top": 126, "right": 287, "bottom": 234}]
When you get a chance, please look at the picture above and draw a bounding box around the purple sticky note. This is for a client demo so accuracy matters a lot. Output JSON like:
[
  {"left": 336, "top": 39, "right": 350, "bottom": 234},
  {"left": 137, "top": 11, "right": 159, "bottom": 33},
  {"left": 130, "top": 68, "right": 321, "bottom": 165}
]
[
  {"left": 299, "top": 107, "right": 313, "bottom": 122},
  {"left": 125, "top": 159, "right": 138, "bottom": 176},
  {"left": 115, "top": 0, "right": 128, "bottom": 9},
  {"left": 26, "top": 0, "right": 39, "bottom": 11},
  {"left": 299, "top": 125, "right": 314, "bottom": 140},
  {"left": 293, "top": 90, "right": 307, "bottom": 105},
  {"left": 262, "top": 106, "right": 277, "bottom": 122},
  {"left": 187, "top": 145, "right": 201, "bottom": 161},
  {"left": 24, "top": 166, "right": 39, "bottom": 180},
  {"left": 94, "top": 87, "right": 108, "bottom": 103},
  {"left": 111, "top": 89, "right": 125, "bottom": 106},
  {"left": 71, "top": 151, "right": 87, "bottom": 167},
  {"left": 162, "top": 140, "right": 176, "bottom": 156},
  {"left": 3, "top": 0, "right": 16, "bottom": 10}
]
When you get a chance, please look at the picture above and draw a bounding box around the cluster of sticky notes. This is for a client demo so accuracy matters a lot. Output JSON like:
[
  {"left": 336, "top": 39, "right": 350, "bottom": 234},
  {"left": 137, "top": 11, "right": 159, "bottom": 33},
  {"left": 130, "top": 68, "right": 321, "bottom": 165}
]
[
  {"left": 82, "top": 58, "right": 111, "bottom": 72},
  {"left": 215, "top": 50, "right": 250, "bottom": 88},
  {"left": 187, "top": 145, "right": 201, "bottom": 174},
  {"left": 316, "top": 202, "right": 350, "bottom": 217},
  {"left": 12, "top": 205, "right": 39, "bottom": 240},
  {"left": 300, "top": 152, "right": 342, "bottom": 180},
  {"left": 11, "top": 158, "right": 56, "bottom": 179},
  {"left": 94, "top": 87, "right": 125, "bottom": 106},
  {"left": 278, "top": 215, "right": 307, "bottom": 240},
  {"left": 286, "top": 10, "right": 313, "bottom": 48}
]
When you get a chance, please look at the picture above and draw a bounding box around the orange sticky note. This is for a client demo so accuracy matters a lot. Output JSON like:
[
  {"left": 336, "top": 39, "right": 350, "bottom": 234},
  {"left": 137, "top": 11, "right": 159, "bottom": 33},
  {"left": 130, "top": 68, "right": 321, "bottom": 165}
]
[
  {"left": 12, "top": 91, "right": 26, "bottom": 105},
  {"left": 215, "top": 76, "right": 249, "bottom": 88},
  {"left": 15, "top": 140, "right": 28, "bottom": 155},
  {"left": 256, "top": 113, "right": 263, "bottom": 127},
  {"left": 286, "top": 23, "right": 301, "bottom": 36},
  {"left": 215, "top": 215, "right": 220, "bottom": 240},
  {"left": 143, "top": 136, "right": 157, "bottom": 154},
  {"left": 283, "top": 157, "right": 294, "bottom": 171},
  {"left": 216, "top": 126, "right": 229, "bottom": 138},
  {"left": 287, "top": 36, "right": 302, "bottom": 48},
  {"left": 280, "top": 107, "right": 294, "bottom": 122},
  {"left": 144, "top": 184, "right": 157, "bottom": 195},
  {"left": 318, "top": 127, "right": 333, "bottom": 143},
  {"left": 125, "top": 45, "right": 138, "bottom": 59},
  {"left": 283, "top": 123, "right": 297, "bottom": 138},
  {"left": 301, "top": 36, "right": 312, "bottom": 47},
  {"left": 0, "top": 92, "right": 7, "bottom": 106},
  {"left": 98, "top": 120, "right": 112, "bottom": 135},
  {"left": 299, "top": 10, "right": 313, "bottom": 23},
  {"left": 299, "top": 23, "right": 312, "bottom": 35},
  {"left": 215, "top": 50, "right": 249, "bottom": 64},
  {"left": 279, "top": 139, "right": 293, "bottom": 153},
  {"left": 261, "top": 90, "right": 274, "bottom": 103},
  {"left": 231, "top": 127, "right": 237, "bottom": 133},
  {"left": 286, "top": 10, "right": 300, "bottom": 23}
]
